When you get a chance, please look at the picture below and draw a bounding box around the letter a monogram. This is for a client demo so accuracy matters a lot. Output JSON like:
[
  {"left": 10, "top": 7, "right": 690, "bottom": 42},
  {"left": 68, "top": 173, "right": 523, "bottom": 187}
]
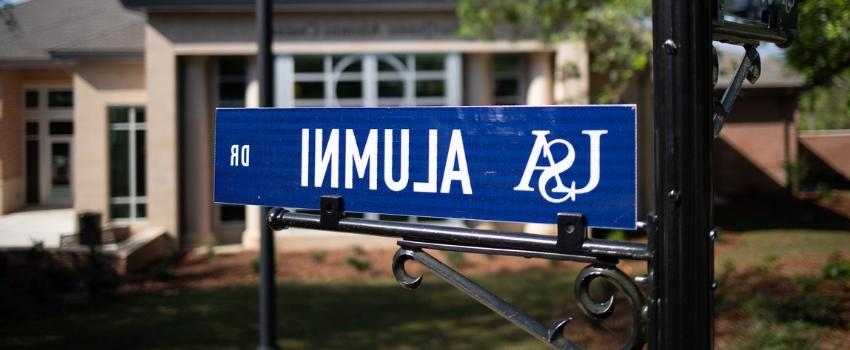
[{"left": 514, "top": 130, "right": 608, "bottom": 203}]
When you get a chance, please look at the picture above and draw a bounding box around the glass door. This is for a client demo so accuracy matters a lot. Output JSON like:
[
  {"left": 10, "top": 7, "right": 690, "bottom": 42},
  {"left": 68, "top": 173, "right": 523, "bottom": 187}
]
[{"left": 48, "top": 140, "right": 72, "bottom": 204}]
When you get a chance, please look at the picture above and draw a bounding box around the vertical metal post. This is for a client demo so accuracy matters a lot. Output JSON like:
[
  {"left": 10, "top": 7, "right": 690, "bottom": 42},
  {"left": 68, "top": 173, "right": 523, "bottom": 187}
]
[
  {"left": 256, "top": 0, "right": 278, "bottom": 349},
  {"left": 651, "top": 0, "right": 714, "bottom": 348}
]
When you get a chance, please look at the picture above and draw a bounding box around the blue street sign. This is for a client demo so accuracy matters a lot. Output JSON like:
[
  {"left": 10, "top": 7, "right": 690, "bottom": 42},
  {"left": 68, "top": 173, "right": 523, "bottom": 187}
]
[{"left": 214, "top": 105, "right": 637, "bottom": 229}]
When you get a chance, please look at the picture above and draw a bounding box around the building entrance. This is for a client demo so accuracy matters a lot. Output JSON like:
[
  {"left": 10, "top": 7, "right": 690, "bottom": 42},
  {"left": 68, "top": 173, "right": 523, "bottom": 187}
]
[{"left": 23, "top": 87, "right": 74, "bottom": 207}]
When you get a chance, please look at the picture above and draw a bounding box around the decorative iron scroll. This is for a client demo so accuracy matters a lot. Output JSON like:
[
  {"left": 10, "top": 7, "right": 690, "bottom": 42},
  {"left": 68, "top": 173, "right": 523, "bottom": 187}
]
[{"left": 267, "top": 196, "right": 652, "bottom": 350}]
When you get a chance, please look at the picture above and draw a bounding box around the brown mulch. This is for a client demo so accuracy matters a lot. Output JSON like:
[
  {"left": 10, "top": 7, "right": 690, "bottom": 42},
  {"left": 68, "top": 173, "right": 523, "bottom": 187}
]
[{"left": 119, "top": 248, "right": 592, "bottom": 294}]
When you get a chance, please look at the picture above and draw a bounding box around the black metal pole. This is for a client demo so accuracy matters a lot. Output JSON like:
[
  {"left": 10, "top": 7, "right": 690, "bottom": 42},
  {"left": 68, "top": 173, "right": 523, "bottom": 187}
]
[
  {"left": 256, "top": 0, "right": 278, "bottom": 349},
  {"left": 651, "top": 0, "right": 714, "bottom": 348}
]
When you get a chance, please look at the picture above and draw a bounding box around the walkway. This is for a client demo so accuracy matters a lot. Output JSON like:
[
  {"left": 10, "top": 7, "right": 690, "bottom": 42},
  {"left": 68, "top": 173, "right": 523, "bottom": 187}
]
[{"left": 0, "top": 207, "right": 75, "bottom": 248}]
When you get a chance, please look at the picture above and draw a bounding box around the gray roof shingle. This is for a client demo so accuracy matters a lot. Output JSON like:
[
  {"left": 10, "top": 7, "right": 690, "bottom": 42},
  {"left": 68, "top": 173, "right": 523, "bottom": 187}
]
[{"left": 0, "top": 0, "right": 144, "bottom": 64}]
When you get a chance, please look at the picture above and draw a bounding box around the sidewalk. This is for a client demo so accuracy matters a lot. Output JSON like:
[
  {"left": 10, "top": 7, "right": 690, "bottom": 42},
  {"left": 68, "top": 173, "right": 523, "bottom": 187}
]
[{"left": 0, "top": 207, "right": 75, "bottom": 248}]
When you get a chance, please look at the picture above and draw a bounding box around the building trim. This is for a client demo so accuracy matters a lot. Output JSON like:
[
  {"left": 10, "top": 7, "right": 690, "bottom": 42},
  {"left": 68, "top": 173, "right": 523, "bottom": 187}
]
[
  {"left": 173, "top": 40, "right": 555, "bottom": 56},
  {"left": 121, "top": 0, "right": 455, "bottom": 13}
]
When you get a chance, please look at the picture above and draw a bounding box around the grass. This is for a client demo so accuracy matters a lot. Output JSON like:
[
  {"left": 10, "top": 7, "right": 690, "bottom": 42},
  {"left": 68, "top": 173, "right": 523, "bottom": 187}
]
[
  {"left": 0, "top": 269, "right": 574, "bottom": 350},
  {"left": 1, "top": 229, "right": 848, "bottom": 349},
  {"left": 717, "top": 229, "right": 850, "bottom": 268}
]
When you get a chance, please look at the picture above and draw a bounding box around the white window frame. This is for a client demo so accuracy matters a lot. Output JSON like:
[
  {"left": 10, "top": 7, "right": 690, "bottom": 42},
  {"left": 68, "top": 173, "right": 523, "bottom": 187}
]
[
  {"left": 109, "top": 106, "right": 147, "bottom": 223},
  {"left": 273, "top": 53, "right": 464, "bottom": 226},
  {"left": 276, "top": 53, "right": 462, "bottom": 108}
]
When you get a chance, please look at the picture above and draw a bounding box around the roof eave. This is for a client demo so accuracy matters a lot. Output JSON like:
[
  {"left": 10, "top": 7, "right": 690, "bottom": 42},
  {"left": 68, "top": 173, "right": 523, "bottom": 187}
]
[
  {"left": 121, "top": 2, "right": 455, "bottom": 13},
  {"left": 49, "top": 50, "right": 144, "bottom": 60}
]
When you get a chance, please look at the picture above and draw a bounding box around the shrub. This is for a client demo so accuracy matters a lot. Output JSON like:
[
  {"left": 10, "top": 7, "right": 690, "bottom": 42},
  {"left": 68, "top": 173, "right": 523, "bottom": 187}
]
[
  {"left": 444, "top": 251, "right": 466, "bottom": 267},
  {"left": 251, "top": 257, "right": 260, "bottom": 274},
  {"left": 310, "top": 251, "right": 327, "bottom": 264},
  {"left": 346, "top": 256, "right": 371, "bottom": 272},
  {"left": 822, "top": 250, "right": 850, "bottom": 280},
  {"left": 151, "top": 262, "right": 176, "bottom": 281}
]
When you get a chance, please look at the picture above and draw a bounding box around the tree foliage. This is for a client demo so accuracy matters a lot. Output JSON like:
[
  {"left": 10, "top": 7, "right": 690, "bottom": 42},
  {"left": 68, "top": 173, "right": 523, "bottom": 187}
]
[
  {"left": 457, "top": 0, "right": 651, "bottom": 103},
  {"left": 786, "top": 0, "right": 850, "bottom": 130},
  {"left": 786, "top": 0, "right": 850, "bottom": 88}
]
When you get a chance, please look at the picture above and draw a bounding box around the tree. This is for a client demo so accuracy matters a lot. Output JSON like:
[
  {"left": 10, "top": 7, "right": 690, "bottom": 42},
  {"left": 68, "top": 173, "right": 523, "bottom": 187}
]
[
  {"left": 457, "top": 0, "right": 651, "bottom": 103},
  {"left": 786, "top": 0, "right": 850, "bottom": 88},
  {"left": 785, "top": 0, "right": 850, "bottom": 130}
]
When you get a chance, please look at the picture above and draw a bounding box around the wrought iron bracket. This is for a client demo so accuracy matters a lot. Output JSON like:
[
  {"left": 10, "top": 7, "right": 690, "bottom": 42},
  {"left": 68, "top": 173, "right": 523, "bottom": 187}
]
[
  {"left": 392, "top": 246, "right": 648, "bottom": 350},
  {"left": 713, "top": 44, "right": 761, "bottom": 137},
  {"left": 267, "top": 195, "right": 652, "bottom": 349}
]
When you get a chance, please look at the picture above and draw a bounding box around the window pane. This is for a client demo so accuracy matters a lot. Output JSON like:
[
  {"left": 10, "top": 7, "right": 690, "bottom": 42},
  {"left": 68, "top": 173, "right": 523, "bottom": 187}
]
[
  {"left": 26, "top": 122, "right": 38, "bottom": 136},
  {"left": 294, "top": 81, "right": 324, "bottom": 99},
  {"left": 416, "top": 80, "right": 444, "bottom": 97},
  {"left": 136, "top": 203, "right": 147, "bottom": 219},
  {"left": 25, "top": 90, "right": 39, "bottom": 109},
  {"left": 220, "top": 205, "right": 245, "bottom": 222},
  {"left": 111, "top": 204, "right": 130, "bottom": 220},
  {"left": 336, "top": 81, "right": 362, "bottom": 98},
  {"left": 294, "top": 55, "right": 324, "bottom": 72},
  {"left": 416, "top": 55, "right": 444, "bottom": 71},
  {"left": 219, "top": 82, "right": 246, "bottom": 102},
  {"left": 417, "top": 216, "right": 445, "bottom": 222},
  {"left": 378, "top": 55, "right": 407, "bottom": 72},
  {"left": 50, "top": 143, "right": 71, "bottom": 200},
  {"left": 26, "top": 140, "right": 39, "bottom": 204},
  {"left": 110, "top": 130, "right": 130, "bottom": 197},
  {"left": 333, "top": 56, "right": 361, "bottom": 72},
  {"left": 136, "top": 129, "right": 146, "bottom": 196},
  {"left": 47, "top": 90, "right": 73, "bottom": 108},
  {"left": 109, "top": 107, "right": 130, "bottom": 123},
  {"left": 49, "top": 121, "right": 73, "bottom": 135},
  {"left": 494, "top": 78, "right": 519, "bottom": 97},
  {"left": 218, "top": 57, "right": 246, "bottom": 76},
  {"left": 135, "top": 107, "right": 145, "bottom": 123},
  {"left": 493, "top": 54, "right": 520, "bottom": 72},
  {"left": 379, "top": 214, "right": 409, "bottom": 222},
  {"left": 378, "top": 80, "right": 404, "bottom": 98}
]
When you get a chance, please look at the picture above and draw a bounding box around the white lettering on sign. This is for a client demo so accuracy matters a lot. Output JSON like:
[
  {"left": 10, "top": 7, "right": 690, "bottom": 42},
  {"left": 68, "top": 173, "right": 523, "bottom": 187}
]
[
  {"left": 514, "top": 130, "right": 607, "bottom": 203},
  {"left": 300, "top": 128, "right": 472, "bottom": 194},
  {"left": 384, "top": 129, "right": 409, "bottom": 192},
  {"left": 230, "top": 144, "right": 250, "bottom": 167}
]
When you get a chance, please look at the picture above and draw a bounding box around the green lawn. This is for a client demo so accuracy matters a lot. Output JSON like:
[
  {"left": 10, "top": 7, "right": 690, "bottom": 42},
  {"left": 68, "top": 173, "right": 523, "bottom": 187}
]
[
  {"left": 1, "top": 270, "right": 574, "bottom": 350},
  {"left": 718, "top": 230, "right": 850, "bottom": 268},
  {"left": 1, "top": 229, "right": 848, "bottom": 349}
]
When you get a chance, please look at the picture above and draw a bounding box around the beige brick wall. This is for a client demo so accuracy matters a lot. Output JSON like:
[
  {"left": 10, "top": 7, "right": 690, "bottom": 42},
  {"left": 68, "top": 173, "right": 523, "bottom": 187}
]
[
  {"left": 72, "top": 60, "right": 146, "bottom": 226},
  {"left": 0, "top": 68, "right": 73, "bottom": 214}
]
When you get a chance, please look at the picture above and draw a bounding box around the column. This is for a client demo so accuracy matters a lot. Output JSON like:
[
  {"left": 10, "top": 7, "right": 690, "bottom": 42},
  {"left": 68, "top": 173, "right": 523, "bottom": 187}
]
[
  {"left": 525, "top": 51, "right": 554, "bottom": 105},
  {"left": 181, "top": 56, "right": 213, "bottom": 249},
  {"left": 0, "top": 70, "right": 25, "bottom": 214},
  {"left": 524, "top": 51, "right": 556, "bottom": 235},
  {"left": 242, "top": 57, "right": 263, "bottom": 250},
  {"left": 463, "top": 53, "right": 493, "bottom": 106},
  {"left": 145, "top": 24, "right": 180, "bottom": 241},
  {"left": 553, "top": 41, "right": 590, "bottom": 104}
]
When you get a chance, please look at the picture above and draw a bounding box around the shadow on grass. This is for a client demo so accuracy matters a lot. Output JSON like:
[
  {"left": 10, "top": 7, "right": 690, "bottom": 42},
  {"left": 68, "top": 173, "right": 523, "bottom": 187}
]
[
  {"left": 716, "top": 195, "right": 850, "bottom": 231},
  {"left": 0, "top": 269, "right": 582, "bottom": 350}
]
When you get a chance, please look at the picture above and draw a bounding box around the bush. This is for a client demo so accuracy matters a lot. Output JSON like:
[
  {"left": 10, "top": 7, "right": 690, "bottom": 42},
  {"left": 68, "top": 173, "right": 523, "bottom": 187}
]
[
  {"left": 310, "top": 251, "right": 327, "bottom": 264},
  {"left": 151, "top": 262, "right": 176, "bottom": 281},
  {"left": 251, "top": 257, "right": 260, "bottom": 274},
  {"left": 444, "top": 251, "right": 466, "bottom": 267},
  {"left": 346, "top": 256, "right": 371, "bottom": 272},
  {"left": 822, "top": 250, "right": 850, "bottom": 280}
]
